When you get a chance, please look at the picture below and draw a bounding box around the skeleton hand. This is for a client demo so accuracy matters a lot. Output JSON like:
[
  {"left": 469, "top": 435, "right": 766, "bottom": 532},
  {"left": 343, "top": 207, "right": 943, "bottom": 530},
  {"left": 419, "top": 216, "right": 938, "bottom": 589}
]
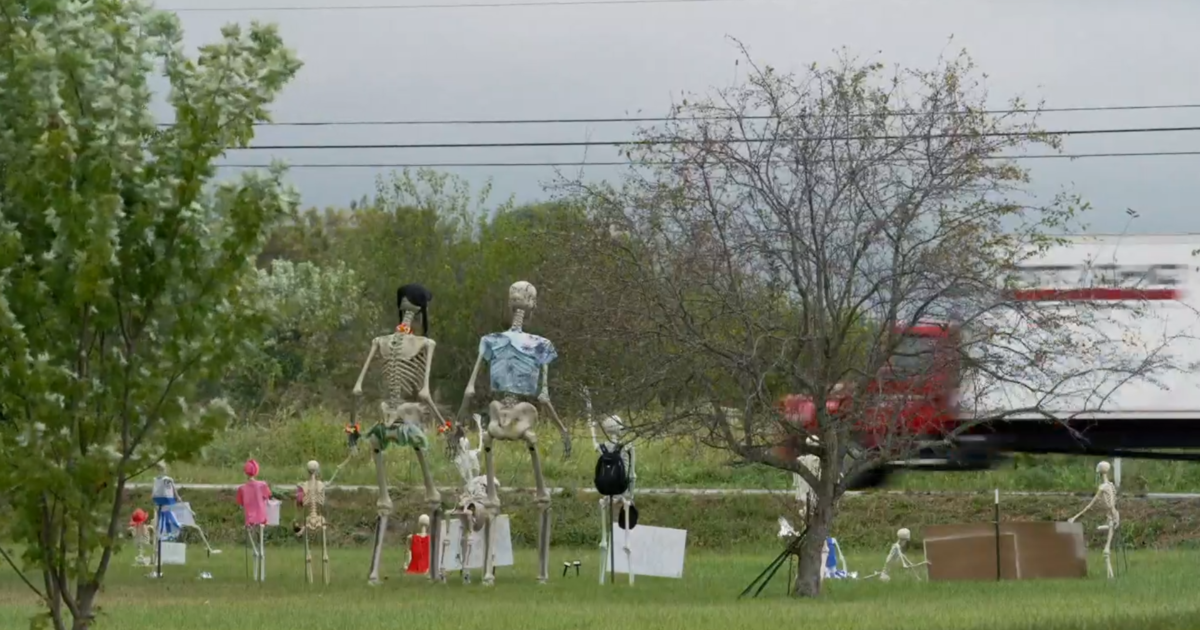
[
  {"left": 1067, "top": 516, "right": 1077, "bottom": 523},
  {"left": 418, "top": 387, "right": 433, "bottom": 404},
  {"left": 538, "top": 390, "right": 550, "bottom": 405},
  {"left": 353, "top": 386, "right": 364, "bottom": 397}
]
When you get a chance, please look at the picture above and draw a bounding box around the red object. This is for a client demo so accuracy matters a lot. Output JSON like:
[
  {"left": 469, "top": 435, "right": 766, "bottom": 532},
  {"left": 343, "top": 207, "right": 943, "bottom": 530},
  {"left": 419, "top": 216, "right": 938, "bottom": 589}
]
[
  {"left": 406, "top": 534, "right": 430, "bottom": 574},
  {"left": 130, "top": 508, "right": 148, "bottom": 527}
]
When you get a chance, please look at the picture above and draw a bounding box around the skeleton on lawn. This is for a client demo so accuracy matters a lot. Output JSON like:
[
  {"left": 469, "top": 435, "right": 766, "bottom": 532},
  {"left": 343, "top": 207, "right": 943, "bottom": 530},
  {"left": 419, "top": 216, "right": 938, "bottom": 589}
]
[
  {"left": 864, "top": 528, "right": 929, "bottom": 581},
  {"left": 439, "top": 412, "right": 501, "bottom": 583},
  {"left": 295, "top": 460, "right": 331, "bottom": 585},
  {"left": 584, "top": 387, "right": 637, "bottom": 585},
  {"left": 352, "top": 283, "right": 447, "bottom": 585},
  {"left": 1069, "top": 460, "right": 1120, "bottom": 579},
  {"left": 457, "top": 280, "right": 572, "bottom": 585}
]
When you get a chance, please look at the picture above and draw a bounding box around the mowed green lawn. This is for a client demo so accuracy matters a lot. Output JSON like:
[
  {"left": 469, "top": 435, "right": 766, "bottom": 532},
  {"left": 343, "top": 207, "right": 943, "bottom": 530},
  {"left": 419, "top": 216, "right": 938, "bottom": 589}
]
[{"left": 2, "top": 547, "right": 1198, "bottom": 630}]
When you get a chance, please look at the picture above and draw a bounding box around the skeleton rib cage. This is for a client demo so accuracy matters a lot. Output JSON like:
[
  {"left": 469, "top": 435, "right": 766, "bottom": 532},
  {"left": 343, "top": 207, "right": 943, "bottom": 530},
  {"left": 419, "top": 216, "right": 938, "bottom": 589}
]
[{"left": 380, "top": 336, "right": 430, "bottom": 405}]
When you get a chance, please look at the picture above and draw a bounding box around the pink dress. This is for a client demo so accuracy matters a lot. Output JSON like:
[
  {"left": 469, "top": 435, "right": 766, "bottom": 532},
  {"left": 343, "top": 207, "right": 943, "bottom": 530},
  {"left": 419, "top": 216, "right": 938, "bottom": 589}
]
[{"left": 236, "top": 479, "right": 272, "bottom": 526}]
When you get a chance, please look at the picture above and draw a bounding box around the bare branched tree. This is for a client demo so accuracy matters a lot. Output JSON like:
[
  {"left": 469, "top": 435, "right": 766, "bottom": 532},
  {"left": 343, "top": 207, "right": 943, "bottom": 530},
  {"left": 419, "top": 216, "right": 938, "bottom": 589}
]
[{"left": 543, "top": 43, "right": 1187, "bottom": 597}]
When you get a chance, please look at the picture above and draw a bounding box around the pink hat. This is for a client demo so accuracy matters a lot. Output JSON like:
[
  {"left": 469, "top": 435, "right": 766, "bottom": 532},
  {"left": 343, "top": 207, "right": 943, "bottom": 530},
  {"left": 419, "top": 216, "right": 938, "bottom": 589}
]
[{"left": 244, "top": 459, "right": 260, "bottom": 477}]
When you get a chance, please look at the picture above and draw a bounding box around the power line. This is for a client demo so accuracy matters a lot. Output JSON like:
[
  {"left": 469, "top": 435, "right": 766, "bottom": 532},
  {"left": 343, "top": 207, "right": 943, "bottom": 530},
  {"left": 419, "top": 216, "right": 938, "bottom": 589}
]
[
  {"left": 167, "top": 0, "right": 742, "bottom": 12},
  {"left": 233, "top": 125, "right": 1200, "bottom": 151},
  {"left": 216, "top": 149, "right": 1200, "bottom": 169},
  {"left": 219, "top": 103, "right": 1200, "bottom": 128}
]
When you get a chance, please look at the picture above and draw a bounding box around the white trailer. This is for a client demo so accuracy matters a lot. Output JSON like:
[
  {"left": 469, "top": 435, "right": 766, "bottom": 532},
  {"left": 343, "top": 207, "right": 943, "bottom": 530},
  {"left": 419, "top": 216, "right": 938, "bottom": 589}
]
[{"left": 955, "top": 233, "right": 1200, "bottom": 456}]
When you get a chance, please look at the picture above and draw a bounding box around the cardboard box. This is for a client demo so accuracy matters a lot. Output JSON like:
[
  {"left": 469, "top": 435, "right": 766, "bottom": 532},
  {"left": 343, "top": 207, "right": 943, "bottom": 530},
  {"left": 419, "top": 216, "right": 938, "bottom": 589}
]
[{"left": 922, "top": 521, "right": 1087, "bottom": 581}]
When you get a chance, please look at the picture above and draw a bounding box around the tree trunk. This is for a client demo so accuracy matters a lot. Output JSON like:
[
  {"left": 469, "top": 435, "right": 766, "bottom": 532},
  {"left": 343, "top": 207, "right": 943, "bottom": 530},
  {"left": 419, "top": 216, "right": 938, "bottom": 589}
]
[{"left": 792, "top": 482, "right": 838, "bottom": 597}]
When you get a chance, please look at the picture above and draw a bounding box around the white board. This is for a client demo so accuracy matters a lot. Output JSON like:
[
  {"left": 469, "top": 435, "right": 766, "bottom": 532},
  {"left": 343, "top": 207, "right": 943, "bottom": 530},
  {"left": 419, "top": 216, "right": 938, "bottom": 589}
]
[
  {"left": 605, "top": 525, "right": 687, "bottom": 578},
  {"left": 266, "top": 500, "right": 281, "bottom": 527},
  {"left": 166, "top": 502, "right": 196, "bottom": 528},
  {"left": 159, "top": 542, "right": 187, "bottom": 565},
  {"left": 439, "top": 515, "right": 514, "bottom": 570}
]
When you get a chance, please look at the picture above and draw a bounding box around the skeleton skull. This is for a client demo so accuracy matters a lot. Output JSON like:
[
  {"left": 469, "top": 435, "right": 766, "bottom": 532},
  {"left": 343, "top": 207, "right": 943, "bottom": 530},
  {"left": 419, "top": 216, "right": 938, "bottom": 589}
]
[
  {"left": 509, "top": 281, "right": 537, "bottom": 312},
  {"left": 897, "top": 527, "right": 911, "bottom": 542},
  {"left": 599, "top": 414, "right": 626, "bottom": 443},
  {"left": 307, "top": 460, "right": 320, "bottom": 476},
  {"left": 1096, "top": 461, "right": 1111, "bottom": 475}
]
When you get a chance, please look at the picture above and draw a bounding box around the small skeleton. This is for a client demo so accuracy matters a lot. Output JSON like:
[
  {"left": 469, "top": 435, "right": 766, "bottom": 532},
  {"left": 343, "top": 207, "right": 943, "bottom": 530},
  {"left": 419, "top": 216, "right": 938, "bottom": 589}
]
[
  {"left": 296, "top": 460, "right": 330, "bottom": 585},
  {"left": 1069, "top": 460, "right": 1120, "bottom": 579},
  {"left": 352, "top": 283, "right": 446, "bottom": 585},
  {"left": 237, "top": 459, "right": 271, "bottom": 582},
  {"left": 439, "top": 413, "right": 501, "bottom": 583},
  {"left": 128, "top": 509, "right": 152, "bottom": 567},
  {"left": 458, "top": 281, "right": 572, "bottom": 585},
  {"left": 585, "top": 388, "right": 636, "bottom": 585},
  {"left": 864, "top": 528, "right": 929, "bottom": 581}
]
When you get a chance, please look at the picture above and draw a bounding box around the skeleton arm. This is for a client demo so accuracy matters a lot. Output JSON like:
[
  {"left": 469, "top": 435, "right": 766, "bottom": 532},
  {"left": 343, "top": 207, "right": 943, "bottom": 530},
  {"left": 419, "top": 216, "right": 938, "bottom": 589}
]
[
  {"left": 472, "top": 413, "right": 484, "bottom": 452},
  {"left": 456, "top": 351, "right": 485, "bottom": 420},
  {"left": 628, "top": 444, "right": 637, "bottom": 498},
  {"left": 352, "top": 338, "right": 379, "bottom": 395},
  {"left": 1069, "top": 489, "right": 1101, "bottom": 523},
  {"left": 538, "top": 364, "right": 572, "bottom": 458},
  {"left": 419, "top": 340, "right": 441, "bottom": 412},
  {"left": 585, "top": 389, "right": 602, "bottom": 452}
]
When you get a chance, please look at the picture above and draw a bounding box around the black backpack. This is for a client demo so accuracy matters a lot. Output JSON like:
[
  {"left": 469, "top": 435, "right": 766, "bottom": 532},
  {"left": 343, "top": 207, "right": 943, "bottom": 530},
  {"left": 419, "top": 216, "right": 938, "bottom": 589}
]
[{"left": 594, "top": 444, "right": 629, "bottom": 496}]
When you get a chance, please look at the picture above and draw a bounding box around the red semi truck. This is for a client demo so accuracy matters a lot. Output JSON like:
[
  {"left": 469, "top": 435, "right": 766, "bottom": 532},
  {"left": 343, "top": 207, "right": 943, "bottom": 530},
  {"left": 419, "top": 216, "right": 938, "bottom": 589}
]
[{"left": 779, "top": 234, "right": 1200, "bottom": 488}]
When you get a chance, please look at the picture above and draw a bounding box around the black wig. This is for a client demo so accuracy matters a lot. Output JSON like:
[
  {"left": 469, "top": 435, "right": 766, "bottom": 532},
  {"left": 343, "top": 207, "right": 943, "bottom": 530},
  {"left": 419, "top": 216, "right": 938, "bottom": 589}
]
[{"left": 397, "top": 283, "right": 432, "bottom": 336}]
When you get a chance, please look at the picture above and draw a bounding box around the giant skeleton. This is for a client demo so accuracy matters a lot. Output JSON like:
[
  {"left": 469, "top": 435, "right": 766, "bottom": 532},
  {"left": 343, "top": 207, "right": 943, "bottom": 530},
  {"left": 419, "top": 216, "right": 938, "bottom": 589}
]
[
  {"left": 583, "top": 388, "right": 637, "bottom": 585},
  {"left": 1070, "top": 460, "right": 1120, "bottom": 579},
  {"left": 352, "top": 284, "right": 447, "bottom": 585},
  {"left": 457, "top": 281, "right": 571, "bottom": 585}
]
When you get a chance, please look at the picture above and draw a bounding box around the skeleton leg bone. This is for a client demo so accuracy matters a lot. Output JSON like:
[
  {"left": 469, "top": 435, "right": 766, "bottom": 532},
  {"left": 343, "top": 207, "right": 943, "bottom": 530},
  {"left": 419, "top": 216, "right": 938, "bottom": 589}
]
[
  {"left": 621, "top": 499, "right": 633, "bottom": 585},
  {"left": 481, "top": 435, "right": 499, "bottom": 586},
  {"left": 304, "top": 528, "right": 313, "bottom": 585},
  {"left": 526, "top": 432, "right": 551, "bottom": 585},
  {"left": 259, "top": 525, "right": 266, "bottom": 582},
  {"left": 1103, "top": 521, "right": 1116, "bottom": 579},
  {"left": 597, "top": 497, "right": 609, "bottom": 584},
  {"left": 459, "top": 511, "right": 473, "bottom": 583},
  {"left": 368, "top": 446, "right": 393, "bottom": 586},
  {"left": 322, "top": 527, "right": 330, "bottom": 586}
]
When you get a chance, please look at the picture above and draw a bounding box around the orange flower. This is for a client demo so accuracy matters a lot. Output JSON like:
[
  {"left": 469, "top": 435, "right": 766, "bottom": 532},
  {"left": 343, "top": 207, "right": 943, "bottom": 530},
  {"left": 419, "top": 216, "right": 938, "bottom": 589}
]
[
  {"left": 436, "top": 420, "right": 453, "bottom": 435},
  {"left": 396, "top": 323, "right": 412, "bottom": 334}
]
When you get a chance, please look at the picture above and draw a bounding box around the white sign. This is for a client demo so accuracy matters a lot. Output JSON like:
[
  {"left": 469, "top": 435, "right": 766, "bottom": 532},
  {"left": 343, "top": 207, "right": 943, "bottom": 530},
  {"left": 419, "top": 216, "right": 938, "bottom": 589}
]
[
  {"left": 606, "top": 525, "right": 688, "bottom": 579},
  {"left": 440, "top": 515, "right": 514, "bottom": 570},
  {"left": 159, "top": 542, "right": 187, "bottom": 565},
  {"left": 1012, "top": 263, "right": 1187, "bottom": 289},
  {"left": 166, "top": 502, "right": 196, "bottom": 528}
]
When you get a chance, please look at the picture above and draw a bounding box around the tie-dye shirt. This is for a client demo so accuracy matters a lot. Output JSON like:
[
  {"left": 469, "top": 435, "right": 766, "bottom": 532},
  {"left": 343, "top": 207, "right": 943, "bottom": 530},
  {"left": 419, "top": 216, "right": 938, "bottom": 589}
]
[{"left": 480, "top": 330, "right": 558, "bottom": 397}]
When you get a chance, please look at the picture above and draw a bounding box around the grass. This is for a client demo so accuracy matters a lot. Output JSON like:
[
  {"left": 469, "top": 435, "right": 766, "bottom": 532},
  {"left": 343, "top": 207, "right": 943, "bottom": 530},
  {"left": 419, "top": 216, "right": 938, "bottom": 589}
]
[
  {"left": 172, "top": 408, "right": 1200, "bottom": 494},
  {"left": 2, "top": 548, "right": 1197, "bottom": 630}
]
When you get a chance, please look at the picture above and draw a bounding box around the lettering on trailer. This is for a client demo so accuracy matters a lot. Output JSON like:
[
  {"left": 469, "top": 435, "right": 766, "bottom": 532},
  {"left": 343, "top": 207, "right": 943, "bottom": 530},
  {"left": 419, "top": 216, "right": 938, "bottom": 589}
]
[{"left": 1009, "top": 263, "right": 1188, "bottom": 301}]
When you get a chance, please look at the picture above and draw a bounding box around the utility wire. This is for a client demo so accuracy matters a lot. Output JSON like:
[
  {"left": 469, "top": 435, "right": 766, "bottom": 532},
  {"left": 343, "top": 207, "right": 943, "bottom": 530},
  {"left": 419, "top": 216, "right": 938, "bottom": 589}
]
[
  {"left": 232, "top": 125, "right": 1200, "bottom": 151},
  {"left": 167, "top": 0, "right": 749, "bottom": 12},
  {"left": 204, "top": 103, "right": 1200, "bottom": 128},
  {"left": 216, "top": 149, "right": 1200, "bottom": 168}
]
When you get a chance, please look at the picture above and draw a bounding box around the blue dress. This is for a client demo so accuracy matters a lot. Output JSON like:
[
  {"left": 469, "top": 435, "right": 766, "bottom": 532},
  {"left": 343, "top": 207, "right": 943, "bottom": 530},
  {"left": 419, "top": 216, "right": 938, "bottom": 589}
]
[
  {"left": 152, "top": 476, "right": 181, "bottom": 541},
  {"left": 480, "top": 330, "right": 558, "bottom": 397}
]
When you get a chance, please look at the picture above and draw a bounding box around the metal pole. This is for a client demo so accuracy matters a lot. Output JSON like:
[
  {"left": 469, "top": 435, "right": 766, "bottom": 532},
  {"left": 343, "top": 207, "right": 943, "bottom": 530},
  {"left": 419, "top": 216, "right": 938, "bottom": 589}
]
[
  {"left": 1114, "top": 458, "right": 1123, "bottom": 490},
  {"left": 993, "top": 489, "right": 1001, "bottom": 581}
]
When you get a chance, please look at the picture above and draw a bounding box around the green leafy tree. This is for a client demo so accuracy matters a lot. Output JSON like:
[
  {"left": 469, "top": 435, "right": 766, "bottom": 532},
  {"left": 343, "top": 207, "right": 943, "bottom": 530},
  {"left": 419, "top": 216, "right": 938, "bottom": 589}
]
[
  {"left": 0, "top": 1, "right": 301, "bottom": 628},
  {"left": 223, "top": 259, "right": 373, "bottom": 415}
]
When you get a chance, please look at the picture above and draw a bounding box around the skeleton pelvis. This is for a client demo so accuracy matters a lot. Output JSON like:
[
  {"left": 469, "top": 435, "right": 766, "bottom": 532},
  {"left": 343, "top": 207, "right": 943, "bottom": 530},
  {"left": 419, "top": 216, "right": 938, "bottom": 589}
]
[
  {"left": 488, "top": 399, "right": 538, "bottom": 440},
  {"left": 381, "top": 401, "right": 425, "bottom": 424}
]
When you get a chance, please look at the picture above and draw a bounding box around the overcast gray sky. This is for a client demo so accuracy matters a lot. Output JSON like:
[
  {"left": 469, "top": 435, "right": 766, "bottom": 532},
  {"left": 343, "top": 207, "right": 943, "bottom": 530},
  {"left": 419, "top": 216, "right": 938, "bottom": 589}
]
[{"left": 162, "top": 0, "right": 1200, "bottom": 233}]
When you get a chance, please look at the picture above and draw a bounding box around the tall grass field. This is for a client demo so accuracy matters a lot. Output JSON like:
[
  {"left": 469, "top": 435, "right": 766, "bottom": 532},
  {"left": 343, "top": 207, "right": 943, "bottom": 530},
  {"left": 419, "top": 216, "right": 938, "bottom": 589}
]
[{"left": 1, "top": 548, "right": 1197, "bottom": 630}]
